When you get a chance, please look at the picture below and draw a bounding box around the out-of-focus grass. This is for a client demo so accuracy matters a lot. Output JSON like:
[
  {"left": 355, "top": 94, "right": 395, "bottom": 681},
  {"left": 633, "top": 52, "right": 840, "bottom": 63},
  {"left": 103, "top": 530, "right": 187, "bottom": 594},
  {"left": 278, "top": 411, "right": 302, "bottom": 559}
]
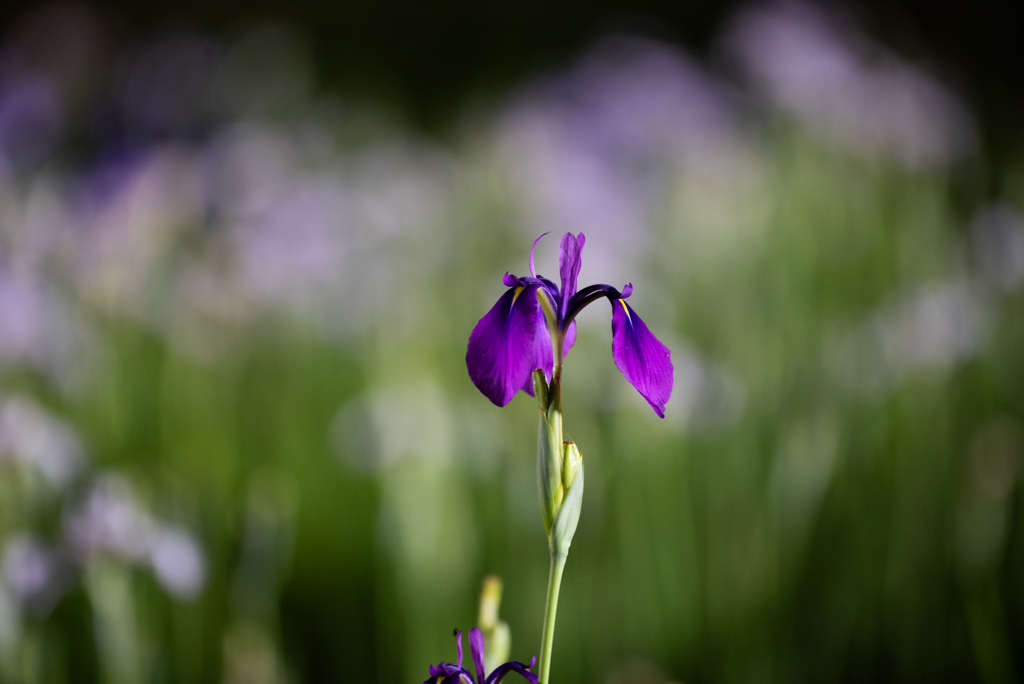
[{"left": 0, "top": 3, "right": 1023, "bottom": 684}]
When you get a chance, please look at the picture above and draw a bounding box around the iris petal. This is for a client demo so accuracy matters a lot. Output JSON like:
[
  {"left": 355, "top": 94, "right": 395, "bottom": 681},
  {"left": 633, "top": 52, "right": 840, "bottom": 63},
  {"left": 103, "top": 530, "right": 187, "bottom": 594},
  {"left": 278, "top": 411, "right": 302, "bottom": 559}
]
[
  {"left": 610, "top": 297, "right": 673, "bottom": 418},
  {"left": 423, "top": 665, "right": 474, "bottom": 684},
  {"left": 468, "top": 629, "right": 487, "bottom": 684},
  {"left": 484, "top": 661, "right": 539, "bottom": 684},
  {"left": 467, "top": 283, "right": 540, "bottom": 406},
  {"left": 519, "top": 314, "right": 577, "bottom": 396},
  {"left": 558, "top": 232, "right": 586, "bottom": 315}
]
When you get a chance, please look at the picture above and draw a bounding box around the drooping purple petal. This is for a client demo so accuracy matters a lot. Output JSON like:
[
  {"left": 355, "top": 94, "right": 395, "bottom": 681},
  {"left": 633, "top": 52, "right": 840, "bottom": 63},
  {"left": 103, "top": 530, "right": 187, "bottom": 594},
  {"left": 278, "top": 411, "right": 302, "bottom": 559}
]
[
  {"left": 484, "top": 660, "right": 539, "bottom": 684},
  {"left": 456, "top": 630, "right": 464, "bottom": 667},
  {"left": 467, "top": 282, "right": 540, "bottom": 406},
  {"left": 468, "top": 629, "right": 487, "bottom": 684},
  {"left": 610, "top": 295, "right": 673, "bottom": 418},
  {"left": 558, "top": 232, "right": 586, "bottom": 315}
]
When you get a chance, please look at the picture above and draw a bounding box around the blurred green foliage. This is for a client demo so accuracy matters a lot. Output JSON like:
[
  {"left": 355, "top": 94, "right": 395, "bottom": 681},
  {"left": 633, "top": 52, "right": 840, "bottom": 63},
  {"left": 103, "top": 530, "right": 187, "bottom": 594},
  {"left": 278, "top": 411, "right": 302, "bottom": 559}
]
[{"left": 1, "top": 3, "right": 1023, "bottom": 684}]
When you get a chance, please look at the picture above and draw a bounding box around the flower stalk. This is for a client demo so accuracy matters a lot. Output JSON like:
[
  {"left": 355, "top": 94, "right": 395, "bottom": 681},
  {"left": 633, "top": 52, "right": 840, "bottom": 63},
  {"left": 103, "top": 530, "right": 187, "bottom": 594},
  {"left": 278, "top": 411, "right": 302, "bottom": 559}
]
[
  {"left": 538, "top": 553, "right": 566, "bottom": 684},
  {"left": 460, "top": 232, "right": 673, "bottom": 684},
  {"left": 534, "top": 364, "right": 585, "bottom": 682}
]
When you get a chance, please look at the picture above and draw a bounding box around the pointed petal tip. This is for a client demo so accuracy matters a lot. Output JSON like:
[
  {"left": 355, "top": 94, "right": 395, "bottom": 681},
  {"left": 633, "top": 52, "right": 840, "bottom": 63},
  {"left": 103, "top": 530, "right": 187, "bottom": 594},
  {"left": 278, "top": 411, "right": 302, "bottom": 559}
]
[
  {"left": 529, "top": 233, "right": 549, "bottom": 278},
  {"left": 558, "top": 233, "right": 586, "bottom": 306},
  {"left": 468, "top": 629, "right": 486, "bottom": 683}
]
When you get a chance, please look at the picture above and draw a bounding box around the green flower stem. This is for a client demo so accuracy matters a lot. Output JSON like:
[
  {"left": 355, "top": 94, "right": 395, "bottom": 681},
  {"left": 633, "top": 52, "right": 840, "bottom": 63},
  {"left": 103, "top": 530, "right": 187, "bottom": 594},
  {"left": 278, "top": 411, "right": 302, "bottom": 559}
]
[{"left": 538, "top": 551, "right": 567, "bottom": 684}]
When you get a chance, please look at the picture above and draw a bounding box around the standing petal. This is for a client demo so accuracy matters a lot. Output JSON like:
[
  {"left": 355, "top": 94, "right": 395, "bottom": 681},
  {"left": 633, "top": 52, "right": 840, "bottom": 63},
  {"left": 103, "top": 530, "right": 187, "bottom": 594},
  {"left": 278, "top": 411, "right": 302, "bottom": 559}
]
[
  {"left": 558, "top": 233, "right": 586, "bottom": 315},
  {"left": 610, "top": 295, "right": 673, "bottom": 418},
  {"left": 468, "top": 628, "right": 487, "bottom": 684},
  {"left": 467, "top": 282, "right": 540, "bottom": 406}
]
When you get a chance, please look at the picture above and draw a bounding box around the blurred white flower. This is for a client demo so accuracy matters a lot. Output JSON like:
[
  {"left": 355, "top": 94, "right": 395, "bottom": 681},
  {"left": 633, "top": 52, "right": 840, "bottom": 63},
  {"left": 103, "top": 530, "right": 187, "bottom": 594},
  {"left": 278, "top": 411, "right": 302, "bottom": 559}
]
[
  {"left": 233, "top": 178, "right": 348, "bottom": 311},
  {"left": 654, "top": 342, "right": 746, "bottom": 434},
  {"left": 149, "top": 526, "right": 206, "bottom": 600},
  {"left": 75, "top": 147, "right": 204, "bottom": 320},
  {"left": 0, "top": 271, "right": 95, "bottom": 392},
  {"left": 2, "top": 535, "right": 54, "bottom": 602},
  {"left": 828, "top": 277, "right": 993, "bottom": 396},
  {"left": 65, "top": 473, "right": 207, "bottom": 600},
  {"left": 1, "top": 534, "right": 72, "bottom": 612},
  {"left": 66, "top": 474, "right": 154, "bottom": 561},
  {"left": 0, "top": 275, "right": 47, "bottom": 361},
  {"left": 970, "top": 202, "right": 1024, "bottom": 291},
  {"left": 878, "top": 278, "right": 991, "bottom": 372},
  {"left": 0, "top": 395, "right": 84, "bottom": 488},
  {"left": 331, "top": 381, "right": 454, "bottom": 472}
]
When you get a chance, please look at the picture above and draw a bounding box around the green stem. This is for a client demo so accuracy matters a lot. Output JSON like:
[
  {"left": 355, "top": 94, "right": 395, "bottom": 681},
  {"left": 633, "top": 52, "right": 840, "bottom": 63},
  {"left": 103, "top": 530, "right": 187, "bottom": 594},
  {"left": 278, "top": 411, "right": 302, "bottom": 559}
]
[{"left": 538, "top": 552, "right": 567, "bottom": 684}]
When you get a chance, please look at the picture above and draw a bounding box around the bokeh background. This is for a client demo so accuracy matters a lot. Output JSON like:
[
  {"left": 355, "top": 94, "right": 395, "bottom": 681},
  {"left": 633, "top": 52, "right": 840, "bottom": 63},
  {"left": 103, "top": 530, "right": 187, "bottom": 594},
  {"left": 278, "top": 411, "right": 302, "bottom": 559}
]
[{"left": 0, "top": 1, "right": 1023, "bottom": 682}]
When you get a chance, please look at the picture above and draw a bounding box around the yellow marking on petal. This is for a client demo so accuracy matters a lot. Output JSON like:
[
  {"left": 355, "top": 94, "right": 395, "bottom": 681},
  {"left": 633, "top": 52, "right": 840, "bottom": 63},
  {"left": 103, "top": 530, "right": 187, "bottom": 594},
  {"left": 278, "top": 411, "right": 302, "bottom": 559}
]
[
  {"left": 511, "top": 286, "right": 525, "bottom": 307},
  {"left": 619, "top": 299, "right": 633, "bottom": 325}
]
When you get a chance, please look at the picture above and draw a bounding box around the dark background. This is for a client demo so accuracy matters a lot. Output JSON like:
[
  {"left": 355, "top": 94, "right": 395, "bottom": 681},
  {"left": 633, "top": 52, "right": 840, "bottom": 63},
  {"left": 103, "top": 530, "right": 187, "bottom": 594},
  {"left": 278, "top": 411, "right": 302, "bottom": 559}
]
[{"left": 2, "top": 0, "right": 1020, "bottom": 147}]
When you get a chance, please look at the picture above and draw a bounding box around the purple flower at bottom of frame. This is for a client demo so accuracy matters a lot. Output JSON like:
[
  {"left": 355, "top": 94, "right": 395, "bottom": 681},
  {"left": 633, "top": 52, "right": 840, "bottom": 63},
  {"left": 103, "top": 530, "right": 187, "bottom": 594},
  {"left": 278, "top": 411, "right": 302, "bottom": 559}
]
[
  {"left": 466, "top": 232, "right": 673, "bottom": 417},
  {"left": 425, "top": 628, "right": 538, "bottom": 684}
]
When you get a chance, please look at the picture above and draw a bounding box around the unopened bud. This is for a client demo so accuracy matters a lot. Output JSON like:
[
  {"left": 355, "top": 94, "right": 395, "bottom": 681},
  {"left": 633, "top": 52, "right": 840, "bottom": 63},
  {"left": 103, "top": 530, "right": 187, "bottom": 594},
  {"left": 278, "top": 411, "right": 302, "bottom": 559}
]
[
  {"left": 549, "top": 444, "right": 584, "bottom": 557},
  {"left": 478, "top": 575, "right": 503, "bottom": 630},
  {"left": 478, "top": 575, "right": 511, "bottom": 671},
  {"left": 562, "top": 442, "right": 581, "bottom": 490}
]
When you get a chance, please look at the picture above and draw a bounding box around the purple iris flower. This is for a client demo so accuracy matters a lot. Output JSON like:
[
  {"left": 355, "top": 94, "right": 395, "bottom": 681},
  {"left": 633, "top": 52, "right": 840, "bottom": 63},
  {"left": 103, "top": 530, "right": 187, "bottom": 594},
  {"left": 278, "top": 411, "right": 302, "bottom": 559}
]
[
  {"left": 466, "top": 232, "right": 674, "bottom": 417},
  {"left": 425, "top": 628, "right": 538, "bottom": 684}
]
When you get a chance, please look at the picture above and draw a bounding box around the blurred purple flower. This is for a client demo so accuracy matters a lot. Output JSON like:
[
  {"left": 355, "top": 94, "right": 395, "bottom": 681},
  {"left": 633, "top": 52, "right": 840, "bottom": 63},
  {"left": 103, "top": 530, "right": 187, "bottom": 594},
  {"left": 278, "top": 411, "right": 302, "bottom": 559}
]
[
  {"left": 2, "top": 534, "right": 74, "bottom": 614},
  {"left": 65, "top": 474, "right": 154, "bottom": 561},
  {"left": 65, "top": 473, "right": 208, "bottom": 600},
  {"left": 425, "top": 628, "right": 537, "bottom": 684},
  {"left": 466, "top": 232, "right": 673, "bottom": 417},
  {"left": 723, "top": 0, "right": 975, "bottom": 168}
]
